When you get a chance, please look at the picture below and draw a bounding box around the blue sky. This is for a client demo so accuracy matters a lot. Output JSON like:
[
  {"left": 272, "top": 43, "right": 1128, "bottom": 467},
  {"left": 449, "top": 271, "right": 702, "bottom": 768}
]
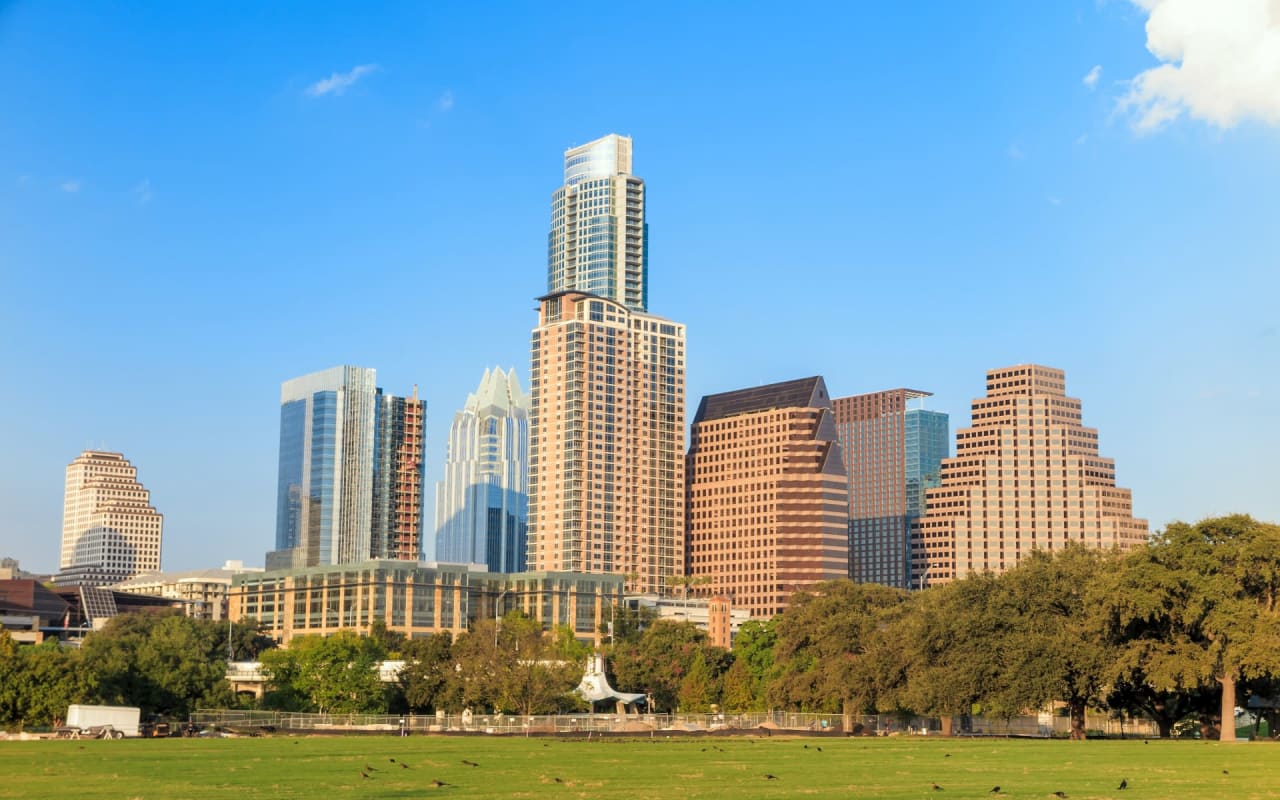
[{"left": 2, "top": 1, "right": 1277, "bottom": 572}]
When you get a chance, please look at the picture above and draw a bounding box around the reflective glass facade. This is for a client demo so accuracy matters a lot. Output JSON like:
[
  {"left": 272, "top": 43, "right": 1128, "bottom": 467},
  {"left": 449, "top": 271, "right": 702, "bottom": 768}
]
[
  {"left": 435, "top": 367, "right": 529, "bottom": 572},
  {"left": 547, "top": 134, "right": 647, "bottom": 312},
  {"left": 271, "top": 366, "right": 377, "bottom": 567}
]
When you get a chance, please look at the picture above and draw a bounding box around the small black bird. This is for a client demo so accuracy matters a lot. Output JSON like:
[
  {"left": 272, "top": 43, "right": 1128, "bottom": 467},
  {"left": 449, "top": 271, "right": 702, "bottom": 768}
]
[
  {"left": 1223, "top": 770, "right": 1230, "bottom": 776},
  {"left": 816, "top": 746, "right": 823, "bottom": 752},
  {"left": 430, "top": 779, "right": 450, "bottom": 788},
  {"left": 803, "top": 744, "right": 809, "bottom": 749},
  {"left": 462, "top": 760, "right": 479, "bottom": 767},
  {"left": 944, "top": 753, "right": 952, "bottom": 758},
  {"left": 399, "top": 762, "right": 409, "bottom": 769},
  {"left": 764, "top": 774, "right": 779, "bottom": 781},
  {"left": 932, "top": 783, "right": 944, "bottom": 791},
  {"left": 360, "top": 772, "right": 371, "bottom": 780},
  {"left": 553, "top": 777, "right": 563, "bottom": 783},
  {"left": 389, "top": 758, "right": 396, "bottom": 763},
  {"left": 990, "top": 788, "right": 1001, "bottom": 794},
  {"left": 1053, "top": 792, "right": 1068, "bottom": 798},
  {"left": 1119, "top": 778, "right": 1128, "bottom": 790},
  {"left": 365, "top": 764, "right": 377, "bottom": 772}
]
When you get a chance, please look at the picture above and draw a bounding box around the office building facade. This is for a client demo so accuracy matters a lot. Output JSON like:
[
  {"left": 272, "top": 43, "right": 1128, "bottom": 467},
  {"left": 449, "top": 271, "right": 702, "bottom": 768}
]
[
  {"left": 914, "top": 364, "right": 1148, "bottom": 585},
  {"left": 833, "top": 390, "right": 950, "bottom": 589},
  {"left": 272, "top": 366, "right": 424, "bottom": 568},
  {"left": 57, "top": 451, "right": 164, "bottom": 587},
  {"left": 548, "top": 133, "right": 647, "bottom": 312},
  {"left": 230, "top": 561, "right": 622, "bottom": 645},
  {"left": 685, "top": 377, "right": 850, "bottom": 618},
  {"left": 527, "top": 290, "right": 686, "bottom": 594},
  {"left": 435, "top": 367, "right": 530, "bottom": 572}
]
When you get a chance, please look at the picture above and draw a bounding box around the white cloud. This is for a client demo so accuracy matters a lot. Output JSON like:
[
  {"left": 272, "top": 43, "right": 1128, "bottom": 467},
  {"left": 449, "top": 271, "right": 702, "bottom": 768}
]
[
  {"left": 1083, "top": 64, "right": 1103, "bottom": 89},
  {"left": 306, "top": 64, "right": 378, "bottom": 97},
  {"left": 135, "top": 179, "right": 153, "bottom": 204},
  {"left": 61, "top": 180, "right": 81, "bottom": 193},
  {"left": 1121, "top": 0, "right": 1280, "bottom": 132},
  {"left": 437, "top": 90, "right": 454, "bottom": 112}
]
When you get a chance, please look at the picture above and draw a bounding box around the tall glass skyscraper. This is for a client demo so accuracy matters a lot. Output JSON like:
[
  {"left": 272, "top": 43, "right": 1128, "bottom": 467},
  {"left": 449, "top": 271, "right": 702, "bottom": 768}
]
[
  {"left": 547, "top": 133, "right": 647, "bottom": 312},
  {"left": 832, "top": 389, "right": 950, "bottom": 589},
  {"left": 271, "top": 366, "right": 425, "bottom": 568},
  {"left": 435, "top": 367, "right": 529, "bottom": 572}
]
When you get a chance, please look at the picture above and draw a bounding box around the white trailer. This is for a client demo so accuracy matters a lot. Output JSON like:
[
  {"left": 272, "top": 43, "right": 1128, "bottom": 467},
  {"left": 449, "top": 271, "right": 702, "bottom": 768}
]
[{"left": 65, "top": 704, "right": 141, "bottom": 738}]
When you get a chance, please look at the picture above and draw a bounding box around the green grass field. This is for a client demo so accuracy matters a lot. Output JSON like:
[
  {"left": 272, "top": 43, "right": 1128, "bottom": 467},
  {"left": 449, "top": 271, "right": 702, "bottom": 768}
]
[{"left": 1, "top": 734, "right": 1274, "bottom": 800}]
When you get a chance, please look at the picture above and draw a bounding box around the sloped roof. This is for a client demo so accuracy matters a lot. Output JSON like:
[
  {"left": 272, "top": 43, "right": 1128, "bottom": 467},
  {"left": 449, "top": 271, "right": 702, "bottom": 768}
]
[{"left": 694, "top": 376, "right": 830, "bottom": 424}]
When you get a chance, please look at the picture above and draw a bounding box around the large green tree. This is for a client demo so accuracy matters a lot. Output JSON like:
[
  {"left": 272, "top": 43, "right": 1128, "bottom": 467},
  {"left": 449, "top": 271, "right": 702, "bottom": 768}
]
[
  {"left": 899, "top": 574, "right": 1009, "bottom": 732},
  {"left": 767, "top": 580, "right": 909, "bottom": 714},
  {"left": 987, "top": 545, "right": 1121, "bottom": 739},
  {"left": 1102, "top": 515, "right": 1280, "bottom": 741},
  {"left": 609, "top": 620, "right": 727, "bottom": 712},
  {"left": 259, "top": 631, "right": 388, "bottom": 714},
  {"left": 80, "top": 612, "right": 236, "bottom": 718}
]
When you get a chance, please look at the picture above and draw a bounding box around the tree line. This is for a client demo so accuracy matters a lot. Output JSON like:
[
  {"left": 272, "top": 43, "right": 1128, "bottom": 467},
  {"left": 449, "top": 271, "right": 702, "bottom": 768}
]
[{"left": 2, "top": 515, "right": 1276, "bottom": 739}]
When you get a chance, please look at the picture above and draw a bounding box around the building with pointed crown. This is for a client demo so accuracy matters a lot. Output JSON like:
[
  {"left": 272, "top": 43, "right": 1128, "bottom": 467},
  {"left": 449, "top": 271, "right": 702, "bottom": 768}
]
[
  {"left": 685, "top": 377, "right": 850, "bottom": 617},
  {"left": 435, "top": 367, "right": 530, "bottom": 572}
]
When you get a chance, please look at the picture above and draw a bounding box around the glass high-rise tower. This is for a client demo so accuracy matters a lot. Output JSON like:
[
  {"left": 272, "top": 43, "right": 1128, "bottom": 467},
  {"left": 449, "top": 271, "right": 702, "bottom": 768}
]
[
  {"left": 530, "top": 135, "right": 686, "bottom": 594},
  {"left": 435, "top": 367, "right": 529, "bottom": 572},
  {"left": 547, "top": 133, "right": 648, "bottom": 311},
  {"left": 271, "top": 365, "right": 425, "bottom": 568},
  {"left": 832, "top": 389, "right": 950, "bottom": 589}
]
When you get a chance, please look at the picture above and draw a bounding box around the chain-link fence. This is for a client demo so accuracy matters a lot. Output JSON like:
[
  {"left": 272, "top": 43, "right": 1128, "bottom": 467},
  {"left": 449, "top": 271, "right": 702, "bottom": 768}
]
[{"left": 189, "top": 709, "right": 1158, "bottom": 738}]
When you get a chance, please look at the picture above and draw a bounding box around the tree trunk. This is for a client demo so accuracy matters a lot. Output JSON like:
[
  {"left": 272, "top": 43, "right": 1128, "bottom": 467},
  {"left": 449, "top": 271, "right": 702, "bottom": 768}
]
[
  {"left": 1068, "top": 699, "right": 1087, "bottom": 741},
  {"left": 940, "top": 716, "right": 954, "bottom": 737},
  {"left": 1220, "top": 673, "right": 1237, "bottom": 742},
  {"left": 1156, "top": 718, "right": 1174, "bottom": 739}
]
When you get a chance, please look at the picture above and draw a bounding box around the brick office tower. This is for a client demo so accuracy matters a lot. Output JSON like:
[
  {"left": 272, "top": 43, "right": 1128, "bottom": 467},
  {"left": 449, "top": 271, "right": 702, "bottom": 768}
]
[
  {"left": 914, "top": 364, "right": 1148, "bottom": 586},
  {"left": 57, "top": 451, "right": 164, "bottom": 587},
  {"left": 528, "top": 290, "right": 686, "bottom": 594},
  {"left": 833, "top": 389, "right": 949, "bottom": 589},
  {"left": 686, "top": 377, "right": 850, "bottom": 618}
]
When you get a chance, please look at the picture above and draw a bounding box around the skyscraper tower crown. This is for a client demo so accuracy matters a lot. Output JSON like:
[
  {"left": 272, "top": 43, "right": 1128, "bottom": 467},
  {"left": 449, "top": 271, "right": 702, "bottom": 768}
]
[
  {"left": 435, "top": 367, "right": 530, "bottom": 572},
  {"left": 548, "top": 133, "right": 648, "bottom": 311}
]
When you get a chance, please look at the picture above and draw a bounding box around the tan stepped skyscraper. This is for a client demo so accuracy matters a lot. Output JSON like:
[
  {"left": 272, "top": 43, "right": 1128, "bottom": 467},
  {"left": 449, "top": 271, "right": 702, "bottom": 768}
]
[
  {"left": 528, "top": 290, "right": 686, "bottom": 594},
  {"left": 914, "top": 365, "right": 1148, "bottom": 586},
  {"left": 686, "top": 377, "right": 850, "bottom": 618},
  {"left": 58, "top": 450, "right": 164, "bottom": 587}
]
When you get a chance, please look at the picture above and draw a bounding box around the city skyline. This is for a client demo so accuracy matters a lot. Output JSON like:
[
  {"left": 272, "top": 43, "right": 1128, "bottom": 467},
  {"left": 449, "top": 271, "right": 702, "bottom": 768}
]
[{"left": 3, "top": 3, "right": 1278, "bottom": 573}]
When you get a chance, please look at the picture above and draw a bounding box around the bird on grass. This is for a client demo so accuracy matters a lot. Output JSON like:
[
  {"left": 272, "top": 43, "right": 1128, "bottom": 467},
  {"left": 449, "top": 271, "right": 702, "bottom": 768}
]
[
  {"left": 932, "top": 783, "right": 944, "bottom": 791},
  {"left": 461, "top": 760, "right": 479, "bottom": 767},
  {"left": 944, "top": 753, "right": 952, "bottom": 758},
  {"left": 360, "top": 772, "right": 372, "bottom": 780},
  {"left": 803, "top": 744, "right": 809, "bottom": 749},
  {"left": 1118, "top": 778, "right": 1128, "bottom": 790},
  {"left": 1223, "top": 770, "right": 1230, "bottom": 776},
  {"left": 552, "top": 777, "right": 564, "bottom": 784},
  {"left": 400, "top": 762, "right": 410, "bottom": 769},
  {"left": 816, "top": 746, "right": 823, "bottom": 752},
  {"left": 990, "top": 788, "right": 1001, "bottom": 794},
  {"left": 1052, "top": 792, "right": 1068, "bottom": 798},
  {"left": 364, "top": 764, "right": 378, "bottom": 772},
  {"left": 389, "top": 758, "right": 396, "bottom": 763},
  {"left": 763, "top": 774, "right": 779, "bottom": 781},
  {"left": 430, "top": 779, "right": 450, "bottom": 788}
]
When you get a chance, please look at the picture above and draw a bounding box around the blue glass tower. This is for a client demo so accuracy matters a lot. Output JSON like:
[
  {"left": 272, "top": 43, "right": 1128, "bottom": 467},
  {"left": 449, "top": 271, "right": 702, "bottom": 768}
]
[{"left": 271, "top": 366, "right": 378, "bottom": 568}]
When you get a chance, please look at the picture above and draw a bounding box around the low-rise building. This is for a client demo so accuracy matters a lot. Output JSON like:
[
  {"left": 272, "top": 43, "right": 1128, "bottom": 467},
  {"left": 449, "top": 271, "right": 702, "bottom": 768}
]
[
  {"left": 113, "top": 561, "right": 262, "bottom": 620},
  {"left": 229, "top": 561, "right": 623, "bottom": 644}
]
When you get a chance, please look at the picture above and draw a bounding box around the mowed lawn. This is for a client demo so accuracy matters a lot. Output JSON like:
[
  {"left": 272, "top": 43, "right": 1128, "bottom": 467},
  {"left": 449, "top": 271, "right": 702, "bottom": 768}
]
[{"left": 1, "top": 734, "right": 1274, "bottom": 800}]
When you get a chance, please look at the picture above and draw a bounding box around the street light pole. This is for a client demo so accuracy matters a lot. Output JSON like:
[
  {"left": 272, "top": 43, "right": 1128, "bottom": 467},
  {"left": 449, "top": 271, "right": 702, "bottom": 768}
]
[{"left": 494, "top": 588, "right": 510, "bottom": 648}]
